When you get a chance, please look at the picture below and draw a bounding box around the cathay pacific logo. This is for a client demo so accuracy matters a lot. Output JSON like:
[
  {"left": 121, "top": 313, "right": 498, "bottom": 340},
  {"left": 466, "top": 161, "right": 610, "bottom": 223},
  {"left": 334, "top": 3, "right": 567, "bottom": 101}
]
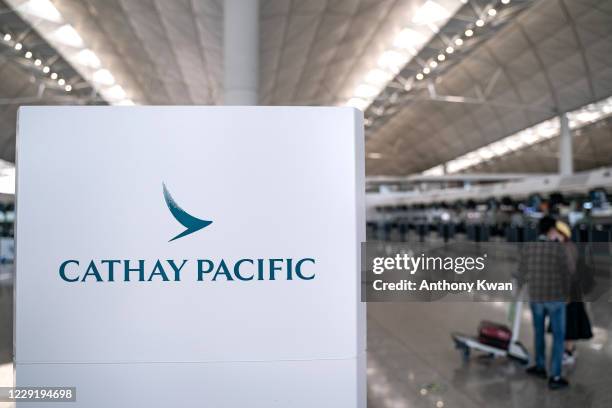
[
  {"left": 56, "top": 183, "right": 318, "bottom": 284},
  {"left": 163, "top": 183, "right": 212, "bottom": 242}
]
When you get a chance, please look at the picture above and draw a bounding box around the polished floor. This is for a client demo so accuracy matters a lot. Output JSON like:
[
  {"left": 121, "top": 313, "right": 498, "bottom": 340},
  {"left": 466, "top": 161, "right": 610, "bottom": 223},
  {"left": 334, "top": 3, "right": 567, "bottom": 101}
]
[{"left": 367, "top": 301, "right": 612, "bottom": 408}]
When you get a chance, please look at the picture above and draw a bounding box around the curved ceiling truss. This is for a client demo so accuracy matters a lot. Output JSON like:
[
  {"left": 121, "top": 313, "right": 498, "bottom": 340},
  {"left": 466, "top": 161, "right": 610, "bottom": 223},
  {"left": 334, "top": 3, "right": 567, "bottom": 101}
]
[{"left": 365, "top": 0, "right": 612, "bottom": 176}]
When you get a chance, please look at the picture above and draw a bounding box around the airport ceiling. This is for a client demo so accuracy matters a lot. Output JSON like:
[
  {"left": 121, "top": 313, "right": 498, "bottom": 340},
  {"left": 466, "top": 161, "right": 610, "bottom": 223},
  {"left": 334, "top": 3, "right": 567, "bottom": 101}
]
[
  {"left": 0, "top": 0, "right": 609, "bottom": 176},
  {"left": 467, "top": 114, "right": 612, "bottom": 173},
  {"left": 365, "top": 0, "right": 612, "bottom": 175}
]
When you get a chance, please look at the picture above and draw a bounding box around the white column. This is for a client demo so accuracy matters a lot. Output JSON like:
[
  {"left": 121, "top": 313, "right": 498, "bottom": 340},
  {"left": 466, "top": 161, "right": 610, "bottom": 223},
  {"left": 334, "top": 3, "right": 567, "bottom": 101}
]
[
  {"left": 559, "top": 112, "right": 573, "bottom": 176},
  {"left": 224, "top": 0, "right": 259, "bottom": 105}
]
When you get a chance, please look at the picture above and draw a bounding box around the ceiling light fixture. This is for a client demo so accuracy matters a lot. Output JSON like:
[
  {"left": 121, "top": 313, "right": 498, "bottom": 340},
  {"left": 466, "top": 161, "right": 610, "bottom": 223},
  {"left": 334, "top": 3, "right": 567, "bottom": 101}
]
[
  {"left": 446, "top": 46, "right": 454, "bottom": 54},
  {"left": 465, "top": 29, "right": 474, "bottom": 37},
  {"left": 74, "top": 49, "right": 101, "bottom": 69},
  {"left": 24, "top": 51, "right": 32, "bottom": 59},
  {"left": 437, "top": 54, "right": 445, "bottom": 61},
  {"left": 475, "top": 19, "right": 484, "bottom": 27},
  {"left": 104, "top": 84, "right": 126, "bottom": 100},
  {"left": 3, "top": 33, "right": 10, "bottom": 41},
  {"left": 92, "top": 68, "right": 115, "bottom": 86},
  {"left": 346, "top": 97, "right": 369, "bottom": 111},
  {"left": 393, "top": 28, "right": 426, "bottom": 52},
  {"left": 365, "top": 69, "right": 393, "bottom": 85},
  {"left": 10, "top": 0, "right": 134, "bottom": 106},
  {"left": 412, "top": 0, "right": 450, "bottom": 25},
  {"left": 354, "top": 84, "right": 379, "bottom": 99},
  {"left": 455, "top": 38, "right": 463, "bottom": 46},
  {"left": 423, "top": 95, "right": 612, "bottom": 174},
  {"left": 343, "top": 0, "right": 462, "bottom": 112},
  {"left": 377, "top": 50, "right": 409, "bottom": 73},
  {"left": 14, "top": 42, "right": 22, "bottom": 50},
  {"left": 17, "top": 0, "right": 62, "bottom": 23},
  {"left": 51, "top": 24, "right": 84, "bottom": 48}
]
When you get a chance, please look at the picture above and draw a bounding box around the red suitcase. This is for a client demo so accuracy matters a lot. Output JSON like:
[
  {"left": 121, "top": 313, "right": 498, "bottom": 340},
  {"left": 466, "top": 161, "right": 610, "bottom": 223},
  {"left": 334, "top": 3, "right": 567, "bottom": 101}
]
[{"left": 478, "top": 320, "right": 512, "bottom": 350}]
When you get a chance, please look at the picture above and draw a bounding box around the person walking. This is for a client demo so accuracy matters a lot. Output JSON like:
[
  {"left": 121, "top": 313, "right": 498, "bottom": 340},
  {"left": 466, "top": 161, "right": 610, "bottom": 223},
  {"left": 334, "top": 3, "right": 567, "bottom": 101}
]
[{"left": 517, "top": 216, "right": 573, "bottom": 390}]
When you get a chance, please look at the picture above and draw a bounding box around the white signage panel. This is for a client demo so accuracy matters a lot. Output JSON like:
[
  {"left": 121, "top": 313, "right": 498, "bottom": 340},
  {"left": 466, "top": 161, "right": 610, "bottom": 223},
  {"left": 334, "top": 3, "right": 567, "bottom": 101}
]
[{"left": 15, "top": 106, "right": 365, "bottom": 407}]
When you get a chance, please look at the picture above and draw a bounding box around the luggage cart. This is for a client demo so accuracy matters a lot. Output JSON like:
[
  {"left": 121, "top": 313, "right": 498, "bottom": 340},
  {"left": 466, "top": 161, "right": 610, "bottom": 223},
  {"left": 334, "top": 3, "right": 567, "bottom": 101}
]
[{"left": 451, "top": 286, "right": 530, "bottom": 365}]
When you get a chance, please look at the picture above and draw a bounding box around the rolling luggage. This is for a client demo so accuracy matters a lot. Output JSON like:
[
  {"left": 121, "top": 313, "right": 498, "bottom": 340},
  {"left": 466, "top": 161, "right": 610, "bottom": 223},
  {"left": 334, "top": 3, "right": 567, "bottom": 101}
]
[{"left": 478, "top": 320, "right": 512, "bottom": 350}]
